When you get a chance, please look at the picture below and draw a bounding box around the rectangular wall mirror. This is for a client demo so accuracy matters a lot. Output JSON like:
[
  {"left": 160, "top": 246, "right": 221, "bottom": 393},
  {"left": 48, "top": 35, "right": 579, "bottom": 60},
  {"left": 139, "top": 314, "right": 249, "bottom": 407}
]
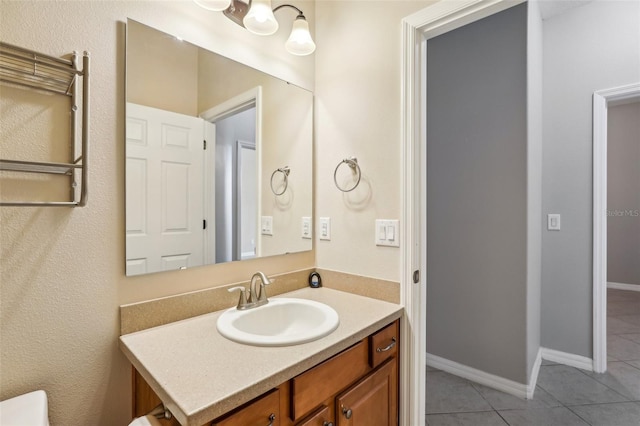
[{"left": 125, "top": 19, "right": 313, "bottom": 276}]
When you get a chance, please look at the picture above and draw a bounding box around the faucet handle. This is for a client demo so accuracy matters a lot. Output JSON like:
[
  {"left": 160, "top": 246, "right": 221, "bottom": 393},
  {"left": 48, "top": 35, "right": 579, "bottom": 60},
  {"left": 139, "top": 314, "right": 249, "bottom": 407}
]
[
  {"left": 228, "top": 286, "right": 248, "bottom": 310},
  {"left": 257, "top": 278, "right": 274, "bottom": 302}
]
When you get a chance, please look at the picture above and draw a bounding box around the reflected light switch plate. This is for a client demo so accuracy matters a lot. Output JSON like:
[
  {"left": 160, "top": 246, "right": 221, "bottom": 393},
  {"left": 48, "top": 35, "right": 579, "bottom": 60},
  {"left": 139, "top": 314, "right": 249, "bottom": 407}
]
[
  {"left": 319, "top": 217, "right": 331, "bottom": 240},
  {"left": 302, "top": 217, "right": 312, "bottom": 239},
  {"left": 261, "top": 216, "right": 273, "bottom": 236}
]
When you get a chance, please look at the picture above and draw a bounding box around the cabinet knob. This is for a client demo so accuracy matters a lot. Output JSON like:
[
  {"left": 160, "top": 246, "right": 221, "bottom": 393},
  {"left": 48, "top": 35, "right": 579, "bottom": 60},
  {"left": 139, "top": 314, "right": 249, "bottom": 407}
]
[
  {"left": 266, "top": 413, "right": 276, "bottom": 426},
  {"left": 342, "top": 407, "right": 352, "bottom": 419},
  {"left": 323, "top": 422, "right": 334, "bottom": 426}
]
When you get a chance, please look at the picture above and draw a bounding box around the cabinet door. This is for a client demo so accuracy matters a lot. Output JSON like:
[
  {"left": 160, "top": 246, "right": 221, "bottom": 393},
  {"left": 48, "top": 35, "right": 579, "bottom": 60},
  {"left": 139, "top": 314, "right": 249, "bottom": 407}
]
[
  {"left": 212, "top": 389, "right": 280, "bottom": 426},
  {"left": 295, "top": 405, "right": 334, "bottom": 426},
  {"left": 335, "top": 358, "right": 397, "bottom": 426}
]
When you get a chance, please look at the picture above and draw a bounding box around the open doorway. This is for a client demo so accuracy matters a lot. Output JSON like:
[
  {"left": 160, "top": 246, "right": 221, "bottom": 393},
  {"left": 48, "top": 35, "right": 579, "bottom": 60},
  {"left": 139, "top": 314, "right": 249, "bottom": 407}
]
[
  {"left": 200, "top": 87, "right": 262, "bottom": 265},
  {"left": 593, "top": 84, "right": 640, "bottom": 373}
]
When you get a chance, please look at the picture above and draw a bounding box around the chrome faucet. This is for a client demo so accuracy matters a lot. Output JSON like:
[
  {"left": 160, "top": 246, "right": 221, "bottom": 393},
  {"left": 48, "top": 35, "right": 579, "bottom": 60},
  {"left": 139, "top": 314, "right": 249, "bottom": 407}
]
[{"left": 228, "top": 271, "right": 273, "bottom": 310}]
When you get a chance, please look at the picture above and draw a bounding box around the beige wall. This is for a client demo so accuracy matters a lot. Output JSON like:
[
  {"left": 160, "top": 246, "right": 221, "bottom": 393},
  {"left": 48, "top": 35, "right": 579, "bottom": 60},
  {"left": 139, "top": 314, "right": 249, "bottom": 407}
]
[
  {"left": 127, "top": 20, "right": 199, "bottom": 116},
  {"left": 0, "top": 1, "right": 313, "bottom": 425},
  {"left": 314, "top": 1, "right": 433, "bottom": 281}
]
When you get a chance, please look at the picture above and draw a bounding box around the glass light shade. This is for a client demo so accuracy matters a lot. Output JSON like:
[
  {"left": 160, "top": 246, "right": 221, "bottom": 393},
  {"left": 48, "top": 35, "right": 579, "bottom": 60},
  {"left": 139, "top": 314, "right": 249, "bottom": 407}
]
[
  {"left": 243, "top": 0, "right": 279, "bottom": 35},
  {"left": 285, "top": 17, "right": 316, "bottom": 56},
  {"left": 193, "top": 0, "right": 231, "bottom": 11}
]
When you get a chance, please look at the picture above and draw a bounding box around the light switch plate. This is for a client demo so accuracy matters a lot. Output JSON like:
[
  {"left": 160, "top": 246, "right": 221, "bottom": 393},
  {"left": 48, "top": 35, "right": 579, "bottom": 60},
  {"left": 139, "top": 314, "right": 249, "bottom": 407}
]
[
  {"left": 301, "top": 217, "right": 312, "bottom": 239},
  {"left": 261, "top": 216, "right": 273, "bottom": 236},
  {"left": 376, "top": 219, "right": 399, "bottom": 247},
  {"left": 319, "top": 217, "right": 331, "bottom": 240},
  {"left": 547, "top": 214, "right": 561, "bottom": 231}
]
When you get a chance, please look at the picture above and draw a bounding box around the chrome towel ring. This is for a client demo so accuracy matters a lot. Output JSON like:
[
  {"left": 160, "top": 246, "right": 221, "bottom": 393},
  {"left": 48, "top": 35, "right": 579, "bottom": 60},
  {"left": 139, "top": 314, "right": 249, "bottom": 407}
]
[
  {"left": 270, "top": 166, "right": 290, "bottom": 196},
  {"left": 334, "top": 157, "right": 361, "bottom": 192}
]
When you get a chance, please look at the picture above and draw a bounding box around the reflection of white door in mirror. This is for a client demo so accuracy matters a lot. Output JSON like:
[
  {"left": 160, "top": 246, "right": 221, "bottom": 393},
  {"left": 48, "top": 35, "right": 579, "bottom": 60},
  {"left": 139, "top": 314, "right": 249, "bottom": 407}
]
[{"left": 126, "top": 103, "right": 204, "bottom": 276}]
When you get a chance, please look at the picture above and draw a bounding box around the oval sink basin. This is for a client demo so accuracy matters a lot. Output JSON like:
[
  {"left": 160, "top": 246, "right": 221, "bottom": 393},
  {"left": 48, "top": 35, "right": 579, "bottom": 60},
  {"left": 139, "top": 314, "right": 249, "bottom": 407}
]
[{"left": 216, "top": 298, "right": 339, "bottom": 346}]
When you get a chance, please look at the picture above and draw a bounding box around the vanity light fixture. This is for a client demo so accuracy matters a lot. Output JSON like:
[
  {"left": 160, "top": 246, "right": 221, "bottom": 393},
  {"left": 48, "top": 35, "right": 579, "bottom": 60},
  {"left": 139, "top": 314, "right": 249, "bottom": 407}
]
[
  {"left": 193, "top": 0, "right": 316, "bottom": 56},
  {"left": 193, "top": 0, "right": 231, "bottom": 11}
]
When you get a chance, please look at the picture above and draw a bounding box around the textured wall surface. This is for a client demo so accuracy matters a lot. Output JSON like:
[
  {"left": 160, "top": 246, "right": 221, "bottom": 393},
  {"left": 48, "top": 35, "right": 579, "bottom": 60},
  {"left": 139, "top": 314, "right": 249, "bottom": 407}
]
[{"left": 0, "top": 1, "right": 313, "bottom": 425}]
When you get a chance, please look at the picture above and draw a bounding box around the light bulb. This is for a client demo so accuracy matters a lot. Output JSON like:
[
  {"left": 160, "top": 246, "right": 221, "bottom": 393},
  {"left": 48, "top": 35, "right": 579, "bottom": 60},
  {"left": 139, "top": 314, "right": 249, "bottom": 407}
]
[
  {"left": 243, "top": 0, "right": 278, "bottom": 35},
  {"left": 193, "top": 0, "right": 231, "bottom": 11},
  {"left": 285, "top": 17, "right": 316, "bottom": 56}
]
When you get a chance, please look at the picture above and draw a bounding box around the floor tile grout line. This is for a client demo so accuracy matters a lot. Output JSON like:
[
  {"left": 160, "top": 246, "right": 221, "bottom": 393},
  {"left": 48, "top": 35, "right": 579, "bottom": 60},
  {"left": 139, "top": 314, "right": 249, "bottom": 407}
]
[
  {"left": 469, "top": 380, "right": 503, "bottom": 413},
  {"left": 563, "top": 400, "right": 640, "bottom": 408},
  {"left": 563, "top": 404, "right": 596, "bottom": 426},
  {"left": 493, "top": 409, "right": 511, "bottom": 425},
  {"left": 614, "top": 333, "right": 640, "bottom": 345},
  {"left": 621, "top": 360, "right": 640, "bottom": 371},
  {"left": 572, "top": 365, "right": 634, "bottom": 403},
  {"left": 425, "top": 408, "right": 497, "bottom": 415}
]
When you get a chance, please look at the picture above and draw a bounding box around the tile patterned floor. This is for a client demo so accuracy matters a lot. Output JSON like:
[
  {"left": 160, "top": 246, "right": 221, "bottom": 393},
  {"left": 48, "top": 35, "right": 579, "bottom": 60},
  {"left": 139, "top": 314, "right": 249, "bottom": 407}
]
[{"left": 426, "top": 289, "right": 640, "bottom": 425}]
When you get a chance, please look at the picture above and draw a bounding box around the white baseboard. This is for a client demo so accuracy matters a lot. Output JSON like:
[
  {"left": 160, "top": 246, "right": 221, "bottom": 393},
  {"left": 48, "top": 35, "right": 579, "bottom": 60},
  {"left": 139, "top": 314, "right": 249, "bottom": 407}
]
[
  {"left": 426, "top": 352, "right": 535, "bottom": 400},
  {"left": 540, "top": 347, "right": 593, "bottom": 371},
  {"left": 527, "top": 349, "right": 542, "bottom": 399},
  {"left": 608, "top": 282, "right": 640, "bottom": 292}
]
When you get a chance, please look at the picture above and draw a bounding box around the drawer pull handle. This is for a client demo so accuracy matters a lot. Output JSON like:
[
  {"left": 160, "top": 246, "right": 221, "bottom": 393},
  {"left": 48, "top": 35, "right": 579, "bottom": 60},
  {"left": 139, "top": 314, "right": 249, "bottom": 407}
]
[
  {"left": 266, "top": 413, "right": 276, "bottom": 426},
  {"left": 376, "top": 337, "right": 397, "bottom": 353},
  {"left": 342, "top": 407, "right": 353, "bottom": 419},
  {"left": 323, "top": 422, "right": 334, "bottom": 426}
]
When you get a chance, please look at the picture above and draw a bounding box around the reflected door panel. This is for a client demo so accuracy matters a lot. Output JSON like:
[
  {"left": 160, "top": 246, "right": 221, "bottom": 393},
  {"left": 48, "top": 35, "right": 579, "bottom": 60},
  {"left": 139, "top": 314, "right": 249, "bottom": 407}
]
[{"left": 126, "top": 103, "right": 204, "bottom": 275}]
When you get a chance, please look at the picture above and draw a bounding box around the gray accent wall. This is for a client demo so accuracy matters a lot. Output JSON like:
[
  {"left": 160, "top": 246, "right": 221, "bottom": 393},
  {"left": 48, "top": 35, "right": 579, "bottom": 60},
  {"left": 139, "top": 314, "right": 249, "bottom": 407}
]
[
  {"left": 526, "top": 0, "right": 543, "bottom": 382},
  {"left": 426, "top": 3, "right": 529, "bottom": 384},
  {"left": 607, "top": 101, "right": 640, "bottom": 286},
  {"left": 541, "top": 1, "right": 640, "bottom": 357}
]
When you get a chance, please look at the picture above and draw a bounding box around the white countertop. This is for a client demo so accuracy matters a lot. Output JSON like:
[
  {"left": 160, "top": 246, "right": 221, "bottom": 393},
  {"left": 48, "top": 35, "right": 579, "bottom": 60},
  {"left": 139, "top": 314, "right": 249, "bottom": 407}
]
[{"left": 119, "top": 287, "right": 403, "bottom": 426}]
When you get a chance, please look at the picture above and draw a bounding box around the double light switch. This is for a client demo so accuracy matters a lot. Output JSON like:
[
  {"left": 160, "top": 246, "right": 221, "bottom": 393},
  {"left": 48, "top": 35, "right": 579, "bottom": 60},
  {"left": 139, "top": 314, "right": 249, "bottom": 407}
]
[{"left": 376, "top": 219, "right": 399, "bottom": 247}]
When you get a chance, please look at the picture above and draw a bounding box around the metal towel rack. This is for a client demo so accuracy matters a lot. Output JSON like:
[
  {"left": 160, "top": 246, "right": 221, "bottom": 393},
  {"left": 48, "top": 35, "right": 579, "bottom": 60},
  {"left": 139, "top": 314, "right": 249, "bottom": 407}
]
[{"left": 0, "top": 41, "right": 90, "bottom": 207}]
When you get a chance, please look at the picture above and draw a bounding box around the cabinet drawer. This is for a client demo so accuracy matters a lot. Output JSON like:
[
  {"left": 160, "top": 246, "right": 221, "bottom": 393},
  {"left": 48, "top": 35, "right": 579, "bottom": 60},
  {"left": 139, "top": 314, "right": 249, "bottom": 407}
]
[
  {"left": 295, "top": 405, "right": 333, "bottom": 426},
  {"left": 369, "top": 321, "right": 398, "bottom": 368},
  {"left": 291, "top": 340, "right": 369, "bottom": 420},
  {"left": 211, "top": 389, "right": 280, "bottom": 426}
]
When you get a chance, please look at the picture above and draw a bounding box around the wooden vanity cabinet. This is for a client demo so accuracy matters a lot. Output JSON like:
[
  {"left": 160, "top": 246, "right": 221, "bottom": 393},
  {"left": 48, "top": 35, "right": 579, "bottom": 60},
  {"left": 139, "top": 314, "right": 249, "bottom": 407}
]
[
  {"left": 335, "top": 358, "right": 397, "bottom": 426},
  {"left": 211, "top": 389, "right": 280, "bottom": 426},
  {"left": 295, "top": 405, "right": 333, "bottom": 426},
  {"left": 132, "top": 320, "right": 399, "bottom": 426}
]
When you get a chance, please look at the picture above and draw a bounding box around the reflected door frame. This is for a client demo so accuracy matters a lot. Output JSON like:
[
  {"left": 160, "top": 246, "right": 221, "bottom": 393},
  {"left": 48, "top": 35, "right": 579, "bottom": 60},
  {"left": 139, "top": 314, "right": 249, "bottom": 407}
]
[{"left": 200, "top": 86, "right": 263, "bottom": 261}]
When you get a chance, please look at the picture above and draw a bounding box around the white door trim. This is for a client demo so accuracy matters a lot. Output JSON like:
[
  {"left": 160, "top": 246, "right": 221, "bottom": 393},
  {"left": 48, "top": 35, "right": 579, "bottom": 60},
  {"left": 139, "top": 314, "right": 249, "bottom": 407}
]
[
  {"left": 592, "top": 82, "right": 640, "bottom": 373},
  {"left": 401, "top": 1, "right": 524, "bottom": 424}
]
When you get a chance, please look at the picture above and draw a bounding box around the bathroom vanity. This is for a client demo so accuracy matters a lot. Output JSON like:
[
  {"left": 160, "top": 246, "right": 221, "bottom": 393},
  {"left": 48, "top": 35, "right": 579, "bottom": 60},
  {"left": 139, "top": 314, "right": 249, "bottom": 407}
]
[{"left": 120, "top": 288, "right": 402, "bottom": 426}]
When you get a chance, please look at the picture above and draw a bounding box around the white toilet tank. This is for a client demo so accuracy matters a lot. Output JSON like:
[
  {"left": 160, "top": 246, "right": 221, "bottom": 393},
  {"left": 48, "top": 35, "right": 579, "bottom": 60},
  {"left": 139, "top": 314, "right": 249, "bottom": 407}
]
[{"left": 0, "top": 390, "right": 50, "bottom": 426}]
